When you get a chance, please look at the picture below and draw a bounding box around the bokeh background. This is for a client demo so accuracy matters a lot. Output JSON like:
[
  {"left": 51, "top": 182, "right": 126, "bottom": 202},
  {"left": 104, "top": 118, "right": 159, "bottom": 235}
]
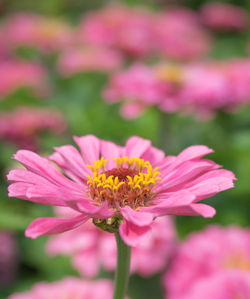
[{"left": 0, "top": 0, "right": 250, "bottom": 298}]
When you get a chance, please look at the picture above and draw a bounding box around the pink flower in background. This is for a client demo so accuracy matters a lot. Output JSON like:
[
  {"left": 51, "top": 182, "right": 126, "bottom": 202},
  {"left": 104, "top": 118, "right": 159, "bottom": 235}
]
[
  {"left": 47, "top": 207, "right": 176, "bottom": 277},
  {"left": 103, "top": 64, "right": 167, "bottom": 119},
  {"left": 0, "top": 60, "right": 49, "bottom": 98},
  {"left": 164, "top": 225, "right": 250, "bottom": 299},
  {"left": 224, "top": 59, "right": 250, "bottom": 109},
  {"left": 0, "top": 107, "right": 67, "bottom": 150},
  {"left": 200, "top": 3, "right": 248, "bottom": 32},
  {"left": 0, "top": 232, "right": 19, "bottom": 287},
  {"left": 77, "top": 4, "right": 154, "bottom": 57},
  {"left": 7, "top": 135, "right": 235, "bottom": 246},
  {"left": 57, "top": 46, "right": 123, "bottom": 76},
  {"left": 178, "top": 63, "right": 229, "bottom": 119},
  {"left": 182, "top": 271, "right": 250, "bottom": 299},
  {"left": 153, "top": 9, "right": 211, "bottom": 60},
  {"left": 8, "top": 278, "right": 114, "bottom": 299},
  {"left": 3, "top": 13, "right": 74, "bottom": 53}
]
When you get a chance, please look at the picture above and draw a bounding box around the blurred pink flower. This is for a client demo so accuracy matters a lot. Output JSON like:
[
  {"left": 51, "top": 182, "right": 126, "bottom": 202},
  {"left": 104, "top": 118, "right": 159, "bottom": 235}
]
[
  {"left": 47, "top": 207, "right": 176, "bottom": 277},
  {"left": 77, "top": 4, "right": 154, "bottom": 57},
  {"left": 0, "top": 60, "right": 49, "bottom": 98},
  {"left": 103, "top": 64, "right": 167, "bottom": 119},
  {"left": 0, "top": 232, "right": 19, "bottom": 287},
  {"left": 8, "top": 278, "right": 114, "bottom": 299},
  {"left": 178, "top": 63, "right": 229, "bottom": 119},
  {"left": 200, "top": 3, "right": 248, "bottom": 31},
  {"left": 57, "top": 46, "right": 123, "bottom": 76},
  {"left": 164, "top": 225, "right": 250, "bottom": 299},
  {"left": 224, "top": 59, "right": 250, "bottom": 109},
  {"left": 182, "top": 271, "right": 250, "bottom": 299},
  {"left": 0, "top": 107, "right": 67, "bottom": 150},
  {"left": 153, "top": 9, "right": 211, "bottom": 60},
  {"left": 7, "top": 135, "right": 235, "bottom": 246},
  {"left": 3, "top": 13, "right": 74, "bottom": 53}
]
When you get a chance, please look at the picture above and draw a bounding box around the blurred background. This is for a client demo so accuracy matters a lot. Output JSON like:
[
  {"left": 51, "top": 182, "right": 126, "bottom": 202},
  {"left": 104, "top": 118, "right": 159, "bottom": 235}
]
[{"left": 0, "top": 0, "right": 250, "bottom": 298}]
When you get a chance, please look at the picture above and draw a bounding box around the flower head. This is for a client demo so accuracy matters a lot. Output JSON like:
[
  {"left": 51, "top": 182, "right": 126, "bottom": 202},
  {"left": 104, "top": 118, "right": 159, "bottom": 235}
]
[
  {"left": 164, "top": 225, "right": 250, "bottom": 299},
  {"left": 8, "top": 278, "right": 115, "bottom": 299},
  {"left": 181, "top": 271, "right": 250, "bottom": 299},
  {"left": 7, "top": 135, "right": 235, "bottom": 246}
]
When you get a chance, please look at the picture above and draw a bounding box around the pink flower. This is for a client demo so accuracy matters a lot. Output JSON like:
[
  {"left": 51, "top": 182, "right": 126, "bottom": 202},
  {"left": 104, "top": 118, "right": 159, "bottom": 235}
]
[
  {"left": 103, "top": 64, "right": 167, "bottom": 119},
  {"left": 77, "top": 4, "right": 154, "bottom": 57},
  {"left": 7, "top": 135, "right": 235, "bottom": 246},
  {"left": 182, "top": 271, "right": 250, "bottom": 299},
  {"left": 164, "top": 225, "right": 250, "bottom": 299},
  {"left": 178, "top": 63, "right": 229, "bottom": 119},
  {"left": 224, "top": 59, "right": 250, "bottom": 109},
  {"left": 57, "top": 46, "right": 123, "bottom": 77},
  {"left": 200, "top": 3, "right": 248, "bottom": 32},
  {"left": 3, "top": 13, "right": 74, "bottom": 53},
  {"left": 0, "top": 60, "right": 49, "bottom": 99},
  {"left": 0, "top": 232, "right": 19, "bottom": 287},
  {"left": 8, "top": 277, "right": 114, "bottom": 299},
  {"left": 47, "top": 207, "right": 176, "bottom": 277},
  {"left": 153, "top": 9, "right": 211, "bottom": 60},
  {"left": 0, "top": 107, "right": 67, "bottom": 150}
]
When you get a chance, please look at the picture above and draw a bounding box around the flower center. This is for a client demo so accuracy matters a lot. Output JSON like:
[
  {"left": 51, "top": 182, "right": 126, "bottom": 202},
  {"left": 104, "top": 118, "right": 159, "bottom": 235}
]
[{"left": 86, "top": 156, "right": 161, "bottom": 210}]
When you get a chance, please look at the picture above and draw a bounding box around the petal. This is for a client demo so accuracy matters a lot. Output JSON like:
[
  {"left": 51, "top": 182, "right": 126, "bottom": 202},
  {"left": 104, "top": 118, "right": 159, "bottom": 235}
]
[
  {"left": 13, "top": 150, "right": 78, "bottom": 189},
  {"left": 142, "top": 191, "right": 215, "bottom": 218},
  {"left": 125, "top": 136, "right": 151, "bottom": 158},
  {"left": 25, "top": 214, "right": 89, "bottom": 239},
  {"left": 54, "top": 145, "right": 91, "bottom": 180},
  {"left": 119, "top": 219, "right": 152, "bottom": 247},
  {"left": 74, "top": 135, "right": 100, "bottom": 164},
  {"left": 120, "top": 206, "right": 153, "bottom": 227},
  {"left": 143, "top": 190, "right": 196, "bottom": 216},
  {"left": 164, "top": 203, "right": 216, "bottom": 218},
  {"left": 119, "top": 206, "right": 153, "bottom": 247},
  {"left": 76, "top": 201, "right": 115, "bottom": 219},
  {"left": 101, "top": 139, "right": 122, "bottom": 169},
  {"left": 156, "top": 160, "right": 219, "bottom": 192},
  {"left": 141, "top": 146, "right": 165, "bottom": 166}
]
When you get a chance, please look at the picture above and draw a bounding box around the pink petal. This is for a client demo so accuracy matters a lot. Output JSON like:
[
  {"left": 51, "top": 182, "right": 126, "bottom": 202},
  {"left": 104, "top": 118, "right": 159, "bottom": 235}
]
[
  {"left": 25, "top": 214, "right": 89, "bottom": 239},
  {"left": 74, "top": 135, "right": 100, "bottom": 164},
  {"left": 13, "top": 150, "right": 78, "bottom": 189},
  {"left": 156, "top": 160, "right": 219, "bottom": 192},
  {"left": 164, "top": 203, "right": 216, "bottom": 218},
  {"left": 76, "top": 201, "right": 115, "bottom": 219},
  {"left": 101, "top": 140, "right": 122, "bottom": 169},
  {"left": 125, "top": 136, "right": 151, "bottom": 158},
  {"left": 54, "top": 145, "right": 91, "bottom": 180},
  {"left": 119, "top": 206, "right": 153, "bottom": 246},
  {"left": 119, "top": 219, "right": 152, "bottom": 247},
  {"left": 120, "top": 206, "right": 153, "bottom": 227},
  {"left": 141, "top": 146, "right": 165, "bottom": 166}
]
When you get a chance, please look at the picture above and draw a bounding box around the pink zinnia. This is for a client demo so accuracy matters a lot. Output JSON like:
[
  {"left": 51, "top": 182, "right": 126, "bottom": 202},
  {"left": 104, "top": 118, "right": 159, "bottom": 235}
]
[
  {"left": 200, "top": 3, "right": 248, "bottom": 32},
  {"left": 182, "top": 271, "right": 250, "bottom": 299},
  {"left": 0, "top": 107, "right": 67, "bottom": 150},
  {"left": 103, "top": 64, "right": 167, "bottom": 119},
  {"left": 7, "top": 135, "right": 235, "bottom": 246},
  {"left": 153, "top": 9, "right": 211, "bottom": 60},
  {"left": 57, "top": 46, "right": 123, "bottom": 77},
  {"left": 3, "top": 13, "right": 74, "bottom": 53},
  {"left": 47, "top": 207, "right": 176, "bottom": 277},
  {"left": 0, "top": 60, "right": 49, "bottom": 99},
  {"left": 8, "top": 278, "right": 114, "bottom": 299},
  {"left": 164, "top": 225, "right": 250, "bottom": 299}
]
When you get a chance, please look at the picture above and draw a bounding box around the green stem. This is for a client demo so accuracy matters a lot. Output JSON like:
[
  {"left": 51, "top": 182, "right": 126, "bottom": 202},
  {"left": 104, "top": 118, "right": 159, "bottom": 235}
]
[{"left": 113, "top": 232, "right": 131, "bottom": 299}]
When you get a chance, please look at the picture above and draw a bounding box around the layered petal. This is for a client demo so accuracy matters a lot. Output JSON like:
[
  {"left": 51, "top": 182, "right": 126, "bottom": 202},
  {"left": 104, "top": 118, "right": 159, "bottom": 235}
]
[
  {"left": 25, "top": 214, "right": 89, "bottom": 239},
  {"left": 119, "top": 206, "right": 153, "bottom": 246}
]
